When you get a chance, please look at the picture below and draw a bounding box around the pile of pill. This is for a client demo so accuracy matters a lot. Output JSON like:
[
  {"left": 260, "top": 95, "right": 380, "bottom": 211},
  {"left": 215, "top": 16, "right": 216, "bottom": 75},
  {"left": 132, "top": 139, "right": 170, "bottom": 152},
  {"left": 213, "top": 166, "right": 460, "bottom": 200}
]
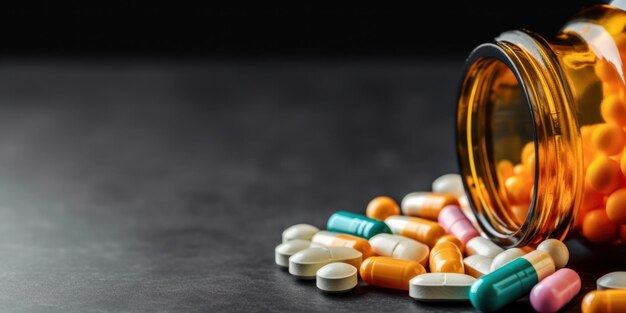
[
  {"left": 274, "top": 173, "right": 626, "bottom": 312},
  {"left": 497, "top": 58, "right": 626, "bottom": 244}
]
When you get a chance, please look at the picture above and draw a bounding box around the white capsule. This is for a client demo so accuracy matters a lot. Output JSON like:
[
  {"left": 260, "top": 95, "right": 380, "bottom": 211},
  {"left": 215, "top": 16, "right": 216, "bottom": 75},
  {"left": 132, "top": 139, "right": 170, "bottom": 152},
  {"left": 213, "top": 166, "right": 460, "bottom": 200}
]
[
  {"left": 463, "top": 255, "right": 493, "bottom": 278},
  {"left": 466, "top": 237, "right": 504, "bottom": 258},
  {"left": 369, "top": 233, "right": 430, "bottom": 265},
  {"left": 289, "top": 246, "right": 362, "bottom": 279},
  {"left": 409, "top": 273, "right": 477, "bottom": 301},
  {"left": 316, "top": 262, "right": 358, "bottom": 293},
  {"left": 490, "top": 248, "right": 527, "bottom": 271},
  {"left": 432, "top": 174, "right": 465, "bottom": 197},
  {"left": 597, "top": 272, "right": 626, "bottom": 290},
  {"left": 275, "top": 240, "right": 324, "bottom": 267},
  {"left": 282, "top": 224, "right": 320, "bottom": 243},
  {"left": 536, "top": 239, "right": 569, "bottom": 269}
]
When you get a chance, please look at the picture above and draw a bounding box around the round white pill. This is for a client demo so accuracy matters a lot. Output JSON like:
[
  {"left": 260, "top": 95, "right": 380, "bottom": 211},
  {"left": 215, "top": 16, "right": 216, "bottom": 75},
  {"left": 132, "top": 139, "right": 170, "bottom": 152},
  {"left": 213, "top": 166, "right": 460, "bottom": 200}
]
[
  {"left": 275, "top": 240, "right": 324, "bottom": 267},
  {"left": 490, "top": 248, "right": 526, "bottom": 271},
  {"left": 282, "top": 224, "right": 320, "bottom": 243},
  {"left": 432, "top": 174, "right": 465, "bottom": 197},
  {"left": 316, "top": 262, "right": 358, "bottom": 292},
  {"left": 466, "top": 237, "right": 504, "bottom": 258},
  {"left": 536, "top": 239, "right": 569, "bottom": 269},
  {"left": 597, "top": 272, "right": 626, "bottom": 290},
  {"left": 409, "top": 272, "right": 476, "bottom": 301}
]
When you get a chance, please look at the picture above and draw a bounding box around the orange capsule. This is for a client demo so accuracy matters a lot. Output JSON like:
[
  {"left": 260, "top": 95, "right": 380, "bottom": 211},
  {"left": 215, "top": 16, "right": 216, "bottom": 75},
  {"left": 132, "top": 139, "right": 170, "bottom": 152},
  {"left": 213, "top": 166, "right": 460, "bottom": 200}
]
[
  {"left": 606, "top": 188, "right": 626, "bottom": 225},
  {"left": 582, "top": 290, "right": 626, "bottom": 313},
  {"left": 366, "top": 196, "right": 400, "bottom": 221},
  {"left": 592, "top": 124, "right": 626, "bottom": 156},
  {"left": 601, "top": 94, "right": 626, "bottom": 127},
  {"left": 401, "top": 192, "right": 459, "bottom": 220},
  {"left": 429, "top": 241, "right": 464, "bottom": 274},
  {"left": 435, "top": 234, "right": 465, "bottom": 255},
  {"left": 311, "top": 231, "right": 376, "bottom": 258},
  {"left": 583, "top": 209, "right": 617, "bottom": 243},
  {"left": 385, "top": 216, "right": 446, "bottom": 247},
  {"left": 359, "top": 256, "right": 426, "bottom": 290},
  {"left": 586, "top": 156, "right": 622, "bottom": 194}
]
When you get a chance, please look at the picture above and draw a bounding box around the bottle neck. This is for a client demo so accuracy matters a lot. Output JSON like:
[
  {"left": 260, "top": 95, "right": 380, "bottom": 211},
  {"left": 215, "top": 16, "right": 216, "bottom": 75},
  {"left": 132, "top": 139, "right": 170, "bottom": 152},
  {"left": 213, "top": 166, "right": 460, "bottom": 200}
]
[{"left": 456, "top": 30, "right": 583, "bottom": 247}]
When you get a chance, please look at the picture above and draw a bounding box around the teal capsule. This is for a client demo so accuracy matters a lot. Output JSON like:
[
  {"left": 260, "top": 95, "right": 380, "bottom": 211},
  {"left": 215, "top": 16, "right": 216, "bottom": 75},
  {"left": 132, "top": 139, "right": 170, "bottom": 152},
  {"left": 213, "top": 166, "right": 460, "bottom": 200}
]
[
  {"left": 327, "top": 211, "right": 391, "bottom": 239},
  {"left": 469, "top": 250, "right": 555, "bottom": 312}
]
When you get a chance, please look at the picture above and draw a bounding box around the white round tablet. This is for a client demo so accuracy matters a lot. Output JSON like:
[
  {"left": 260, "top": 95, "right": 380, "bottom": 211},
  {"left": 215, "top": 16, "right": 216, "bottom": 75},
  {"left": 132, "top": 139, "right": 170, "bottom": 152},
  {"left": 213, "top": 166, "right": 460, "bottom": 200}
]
[
  {"left": 282, "top": 224, "right": 320, "bottom": 243},
  {"left": 316, "top": 262, "right": 358, "bottom": 292},
  {"left": 275, "top": 240, "right": 324, "bottom": 267},
  {"left": 597, "top": 272, "right": 626, "bottom": 290}
]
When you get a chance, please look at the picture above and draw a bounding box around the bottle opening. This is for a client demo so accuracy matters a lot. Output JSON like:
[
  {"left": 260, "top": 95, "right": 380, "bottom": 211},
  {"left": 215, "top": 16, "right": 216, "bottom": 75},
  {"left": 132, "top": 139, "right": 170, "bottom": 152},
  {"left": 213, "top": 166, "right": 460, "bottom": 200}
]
[
  {"left": 457, "top": 42, "right": 540, "bottom": 246},
  {"left": 458, "top": 34, "right": 582, "bottom": 247}
]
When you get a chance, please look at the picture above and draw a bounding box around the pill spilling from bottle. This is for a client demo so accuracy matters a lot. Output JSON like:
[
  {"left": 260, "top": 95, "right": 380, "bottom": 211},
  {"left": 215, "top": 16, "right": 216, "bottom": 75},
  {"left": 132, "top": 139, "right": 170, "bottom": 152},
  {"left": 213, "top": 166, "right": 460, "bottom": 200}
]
[{"left": 274, "top": 173, "right": 625, "bottom": 312}]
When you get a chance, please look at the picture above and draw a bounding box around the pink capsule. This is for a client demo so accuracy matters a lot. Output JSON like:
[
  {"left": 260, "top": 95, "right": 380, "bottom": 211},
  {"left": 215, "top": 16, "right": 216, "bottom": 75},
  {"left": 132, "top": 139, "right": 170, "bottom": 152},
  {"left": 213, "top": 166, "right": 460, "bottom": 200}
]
[
  {"left": 530, "top": 268, "right": 581, "bottom": 313},
  {"left": 437, "top": 205, "right": 479, "bottom": 244}
]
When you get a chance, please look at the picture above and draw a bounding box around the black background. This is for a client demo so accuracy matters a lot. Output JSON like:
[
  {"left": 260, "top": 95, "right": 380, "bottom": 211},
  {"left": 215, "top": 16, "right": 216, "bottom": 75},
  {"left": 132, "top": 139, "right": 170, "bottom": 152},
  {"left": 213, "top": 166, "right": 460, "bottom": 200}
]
[
  {"left": 0, "top": 2, "right": 616, "bottom": 312},
  {"left": 2, "top": 1, "right": 602, "bottom": 57}
]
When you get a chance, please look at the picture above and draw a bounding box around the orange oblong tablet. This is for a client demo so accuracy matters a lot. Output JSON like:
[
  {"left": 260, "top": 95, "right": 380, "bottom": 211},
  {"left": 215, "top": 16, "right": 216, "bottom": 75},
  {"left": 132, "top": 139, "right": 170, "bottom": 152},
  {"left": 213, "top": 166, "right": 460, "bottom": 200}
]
[
  {"left": 582, "top": 290, "right": 626, "bottom": 313},
  {"left": 366, "top": 196, "right": 400, "bottom": 221},
  {"left": 360, "top": 256, "right": 426, "bottom": 290},
  {"left": 429, "top": 241, "right": 464, "bottom": 274}
]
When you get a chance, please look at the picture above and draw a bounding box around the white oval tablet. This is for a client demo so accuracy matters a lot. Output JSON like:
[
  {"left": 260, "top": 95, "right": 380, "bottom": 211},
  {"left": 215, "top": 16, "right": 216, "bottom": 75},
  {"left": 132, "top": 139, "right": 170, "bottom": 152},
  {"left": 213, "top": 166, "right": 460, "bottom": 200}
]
[
  {"left": 409, "top": 273, "right": 476, "bottom": 301},
  {"left": 466, "top": 237, "right": 504, "bottom": 258},
  {"left": 464, "top": 255, "right": 493, "bottom": 278},
  {"left": 490, "top": 248, "right": 526, "bottom": 271},
  {"left": 536, "top": 239, "right": 569, "bottom": 269},
  {"left": 316, "top": 262, "right": 358, "bottom": 292},
  {"left": 432, "top": 174, "right": 465, "bottom": 197},
  {"left": 282, "top": 224, "right": 320, "bottom": 243},
  {"left": 597, "top": 272, "right": 626, "bottom": 290},
  {"left": 289, "top": 246, "right": 362, "bottom": 279},
  {"left": 369, "top": 233, "right": 430, "bottom": 265},
  {"left": 275, "top": 240, "right": 324, "bottom": 267}
]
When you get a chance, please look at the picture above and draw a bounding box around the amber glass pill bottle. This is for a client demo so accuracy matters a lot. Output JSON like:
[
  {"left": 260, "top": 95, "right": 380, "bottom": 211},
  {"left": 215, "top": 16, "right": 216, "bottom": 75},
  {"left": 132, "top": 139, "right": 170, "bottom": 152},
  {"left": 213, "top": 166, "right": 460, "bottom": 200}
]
[{"left": 457, "top": 1, "right": 626, "bottom": 247}]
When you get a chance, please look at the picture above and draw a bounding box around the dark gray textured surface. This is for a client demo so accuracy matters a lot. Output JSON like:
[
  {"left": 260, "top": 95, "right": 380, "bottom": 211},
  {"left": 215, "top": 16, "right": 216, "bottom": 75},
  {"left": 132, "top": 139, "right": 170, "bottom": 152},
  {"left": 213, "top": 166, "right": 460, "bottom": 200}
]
[{"left": 0, "top": 59, "right": 613, "bottom": 312}]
